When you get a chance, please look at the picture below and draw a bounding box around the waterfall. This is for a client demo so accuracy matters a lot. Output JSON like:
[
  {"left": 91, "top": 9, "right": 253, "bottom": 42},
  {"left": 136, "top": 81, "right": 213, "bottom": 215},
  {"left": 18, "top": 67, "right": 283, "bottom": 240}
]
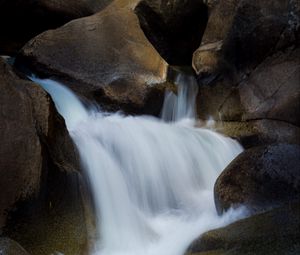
[
  {"left": 161, "top": 74, "right": 198, "bottom": 123},
  {"left": 31, "top": 76, "right": 244, "bottom": 255}
]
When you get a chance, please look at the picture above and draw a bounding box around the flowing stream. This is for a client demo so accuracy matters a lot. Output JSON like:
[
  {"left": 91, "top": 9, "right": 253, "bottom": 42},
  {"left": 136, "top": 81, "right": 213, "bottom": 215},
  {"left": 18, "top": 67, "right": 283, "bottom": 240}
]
[{"left": 31, "top": 75, "right": 244, "bottom": 255}]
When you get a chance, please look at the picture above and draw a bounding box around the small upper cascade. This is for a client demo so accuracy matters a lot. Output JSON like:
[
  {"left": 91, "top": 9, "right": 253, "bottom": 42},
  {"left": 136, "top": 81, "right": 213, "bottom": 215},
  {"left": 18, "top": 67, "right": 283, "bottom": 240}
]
[{"left": 161, "top": 73, "right": 198, "bottom": 123}]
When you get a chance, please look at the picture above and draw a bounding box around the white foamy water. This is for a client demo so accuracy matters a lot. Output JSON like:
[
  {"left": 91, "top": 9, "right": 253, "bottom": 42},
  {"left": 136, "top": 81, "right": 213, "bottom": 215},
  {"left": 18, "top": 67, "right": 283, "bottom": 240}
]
[{"left": 31, "top": 75, "right": 244, "bottom": 255}]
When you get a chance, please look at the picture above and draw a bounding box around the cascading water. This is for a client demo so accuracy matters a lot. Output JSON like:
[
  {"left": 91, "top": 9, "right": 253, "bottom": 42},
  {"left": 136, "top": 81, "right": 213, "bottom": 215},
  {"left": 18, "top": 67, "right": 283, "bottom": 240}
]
[
  {"left": 31, "top": 75, "right": 245, "bottom": 255},
  {"left": 161, "top": 74, "right": 198, "bottom": 122}
]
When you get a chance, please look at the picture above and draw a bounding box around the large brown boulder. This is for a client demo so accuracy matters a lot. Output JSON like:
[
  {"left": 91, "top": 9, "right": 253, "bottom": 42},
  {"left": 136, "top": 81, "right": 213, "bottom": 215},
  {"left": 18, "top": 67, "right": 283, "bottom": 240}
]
[
  {"left": 195, "top": 47, "right": 300, "bottom": 150},
  {"left": 193, "top": 0, "right": 300, "bottom": 135},
  {"left": 239, "top": 47, "right": 300, "bottom": 126},
  {"left": 0, "top": 0, "right": 113, "bottom": 55},
  {"left": 214, "top": 144, "right": 300, "bottom": 215},
  {"left": 135, "top": 0, "right": 208, "bottom": 65},
  {"left": 196, "top": 47, "right": 300, "bottom": 124},
  {"left": 187, "top": 203, "right": 300, "bottom": 255},
  {"left": 0, "top": 59, "right": 88, "bottom": 255},
  {"left": 193, "top": 0, "right": 299, "bottom": 76},
  {"left": 0, "top": 59, "right": 44, "bottom": 228},
  {"left": 15, "top": 0, "right": 170, "bottom": 115}
]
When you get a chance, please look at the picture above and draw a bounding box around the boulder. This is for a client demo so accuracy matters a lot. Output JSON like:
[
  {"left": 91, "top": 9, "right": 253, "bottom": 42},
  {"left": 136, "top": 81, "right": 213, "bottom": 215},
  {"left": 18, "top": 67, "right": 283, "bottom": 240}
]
[
  {"left": 196, "top": 46, "right": 300, "bottom": 129},
  {"left": 193, "top": 0, "right": 300, "bottom": 76},
  {"left": 196, "top": 78, "right": 243, "bottom": 121},
  {"left": 187, "top": 203, "right": 300, "bottom": 255},
  {"left": 135, "top": 0, "right": 208, "bottom": 65},
  {"left": 214, "top": 144, "right": 300, "bottom": 214},
  {"left": 239, "top": 47, "right": 300, "bottom": 126},
  {"left": 15, "top": 0, "right": 170, "bottom": 115},
  {"left": 0, "top": 238, "right": 30, "bottom": 255},
  {"left": 193, "top": 0, "right": 300, "bottom": 128},
  {"left": 0, "top": 0, "right": 113, "bottom": 55},
  {"left": 0, "top": 59, "right": 44, "bottom": 228},
  {"left": 0, "top": 59, "right": 88, "bottom": 254}
]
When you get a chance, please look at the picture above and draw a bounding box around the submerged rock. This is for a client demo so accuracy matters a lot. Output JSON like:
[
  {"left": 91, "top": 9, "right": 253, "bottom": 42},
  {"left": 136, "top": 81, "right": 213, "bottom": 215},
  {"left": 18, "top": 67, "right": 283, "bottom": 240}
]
[
  {"left": 187, "top": 203, "right": 300, "bottom": 255},
  {"left": 0, "top": 238, "right": 30, "bottom": 255},
  {"left": 214, "top": 144, "right": 300, "bottom": 214},
  {"left": 16, "top": 0, "right": 171, "bottom": 115},
  {"left": 0, "top": 0, "right": 113, "bottom": 55}
]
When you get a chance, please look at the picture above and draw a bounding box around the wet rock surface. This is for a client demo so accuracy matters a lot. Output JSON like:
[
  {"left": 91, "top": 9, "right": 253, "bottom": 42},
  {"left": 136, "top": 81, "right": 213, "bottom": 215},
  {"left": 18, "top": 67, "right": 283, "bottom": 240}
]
[
  {"left": 187, "top": 203, "right": 300, "bottom": 255},
  {"left": 214, "top": 144, "right": 300, "bottom": 214}
]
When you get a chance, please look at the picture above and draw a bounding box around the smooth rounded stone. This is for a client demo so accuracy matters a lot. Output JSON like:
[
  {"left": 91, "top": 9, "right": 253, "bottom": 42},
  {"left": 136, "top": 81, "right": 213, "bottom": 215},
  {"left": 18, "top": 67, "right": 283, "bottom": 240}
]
[
  {"left": 0, "top": 238, "right": 30, "bottom": 255},
  {"left": 187, "top": 203, "right": 300, "bottom": 255},
  {"left": 0, "top": 0, "right": 113, "bottom": 55},
  {"left": 15, "top": 0, "right": 170, "bottom": 115},
  {"left": 0, "top": 59, "right": 78, "bottom": 228},
  {"left": 0, "top": 59, "right": 44, "bottom": 228},
  {"left": 214, "top": 144, "right": 300, "bottom": 214},
  {"left": 0, "top": 59, "right": 87, "bottom": 254},
  {"left": 135, "top": 0, "right": 208, "bottom": 65}
]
